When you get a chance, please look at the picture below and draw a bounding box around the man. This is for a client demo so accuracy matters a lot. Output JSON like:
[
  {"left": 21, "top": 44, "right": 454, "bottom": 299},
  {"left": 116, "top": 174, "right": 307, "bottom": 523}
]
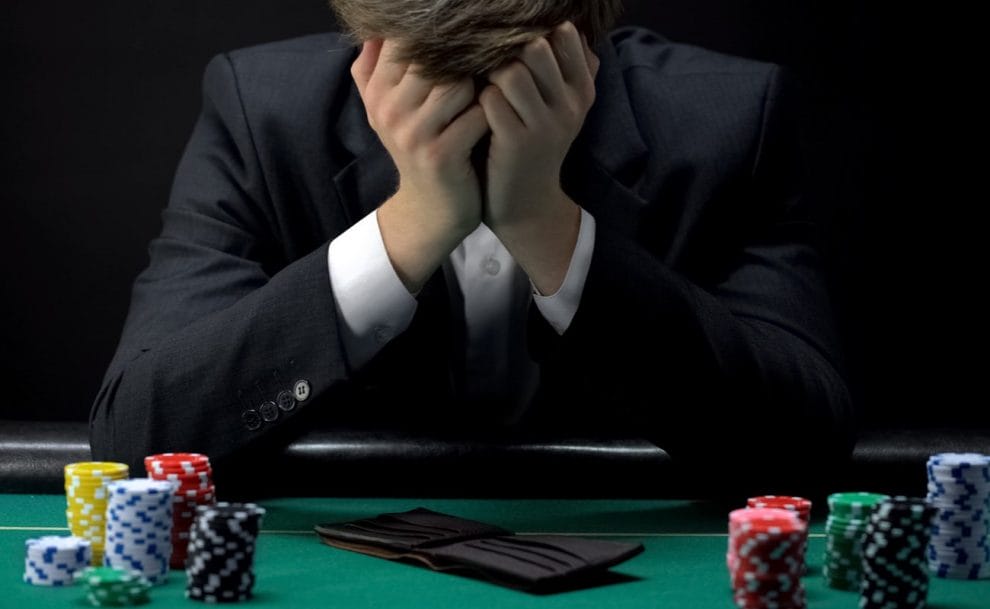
[{"left": 89, "top": 0, "right": 855, "bottom": 484}]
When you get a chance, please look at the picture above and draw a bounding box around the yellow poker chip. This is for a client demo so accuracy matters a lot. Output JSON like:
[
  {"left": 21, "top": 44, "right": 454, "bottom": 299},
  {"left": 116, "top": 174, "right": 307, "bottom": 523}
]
[
  {"left": 63, "top": 461, "right": 130, "bottom": 566},
  {"left": 64, "top": 462, "right": 129, "bottom": 477}
]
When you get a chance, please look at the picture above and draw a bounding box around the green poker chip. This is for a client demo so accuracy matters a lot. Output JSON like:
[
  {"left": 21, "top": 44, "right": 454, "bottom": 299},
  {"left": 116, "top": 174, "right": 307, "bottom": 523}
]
[
  {"left": 822, "top": 492, "right": 890, "bottom": 591},
  {"left": 74, "top": 566, "right": 151, "bottom": 606},
  {"left": 826, "top": 492, "right": 889, "bottom": 519}
]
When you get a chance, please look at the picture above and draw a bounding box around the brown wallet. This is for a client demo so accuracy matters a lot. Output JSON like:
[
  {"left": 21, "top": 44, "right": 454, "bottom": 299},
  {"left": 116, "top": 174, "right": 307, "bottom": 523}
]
[{"left": 313, "top": 507, "right": 644, "bottom": 591}]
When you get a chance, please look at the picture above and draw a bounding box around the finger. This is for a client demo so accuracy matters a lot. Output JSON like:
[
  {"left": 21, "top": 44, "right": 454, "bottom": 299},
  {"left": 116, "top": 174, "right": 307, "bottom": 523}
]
[
  {"left": 580, "top": 32, "right": 601, "bottom": 81},
  {"left": 486, "top": 61, "right": 544, "bottom": 128},
  {"left": 372, "top": 38, "right": 409, "bottom": 90},
  {"left": 478, "top": 84, "right": 523, "bottom": 136},
  {"left": 550, "top": 21, "right": 590, "bottom": 86},
  {"left": 396, "top": 60, "right": 441, "bottom": 110},
  {"left": 350, "top": 38, "right": 383, "bottom": 101},
  {"left": 437, "top": 103, "right": 490, "bottom": 156},
  {"left": 420, "top": 78, "right": 477, "bottom": 136},
  {"left": 515, "top": 36, "right": 566, "bottom": 107}
]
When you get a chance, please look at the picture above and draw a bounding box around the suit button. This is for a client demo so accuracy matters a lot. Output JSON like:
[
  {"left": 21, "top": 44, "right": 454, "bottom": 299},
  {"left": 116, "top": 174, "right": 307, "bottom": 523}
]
[
  {"left": 242, "top": 409, "right": 262, "bottom": 430},
  {"left": 276, "top": 390, "right": 296, "bottom": 412},
  {"left": 293, "top": 379, "right": 311, "bottom": 402},
  {"left": 259, "top": 400, "right": 279, "bottom": 422}
]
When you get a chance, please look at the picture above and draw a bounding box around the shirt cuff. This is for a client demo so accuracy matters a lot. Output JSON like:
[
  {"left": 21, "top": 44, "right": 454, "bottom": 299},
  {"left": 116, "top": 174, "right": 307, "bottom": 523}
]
[
  {"left": 327, "top": 207, "right": 419, "bottom": 371},
  {"left": 531, "top": 206, "right": 596, "bottom": 335}
]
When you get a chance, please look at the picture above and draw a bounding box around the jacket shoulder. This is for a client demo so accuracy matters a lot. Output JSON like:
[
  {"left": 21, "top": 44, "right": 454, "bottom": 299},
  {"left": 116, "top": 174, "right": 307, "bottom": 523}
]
[
  {"left": 226, "top": 31, "right": 355, "bottom": 57},
  {"left": 609, "top": 25, "right": 781, "bottom": 77},
  {"left": 214, "top": 31, "right": 358, "bottom": 108},
  {"left": 199, "top": 32, "right": 358, "bottom": 152}
]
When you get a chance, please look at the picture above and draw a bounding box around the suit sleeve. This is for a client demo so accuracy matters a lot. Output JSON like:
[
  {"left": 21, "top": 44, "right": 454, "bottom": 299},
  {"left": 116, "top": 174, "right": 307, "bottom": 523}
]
[
  {"left": 89, "top": 52, "right": 357, "bottom": 472},
  {"left": 524, "top": 65, "right": 856, "bottom": 473}
]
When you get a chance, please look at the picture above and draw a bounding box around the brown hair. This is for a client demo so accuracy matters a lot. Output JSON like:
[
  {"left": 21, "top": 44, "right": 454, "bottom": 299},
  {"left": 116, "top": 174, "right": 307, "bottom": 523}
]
[{"left": 326, "top": 0, "right": 624, "bottom": 83}]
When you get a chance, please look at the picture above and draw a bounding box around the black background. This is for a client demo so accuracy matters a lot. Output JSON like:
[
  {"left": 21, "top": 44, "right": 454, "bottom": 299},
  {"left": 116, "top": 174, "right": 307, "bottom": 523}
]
[{"left": 1, "top": 2, "right": 982, "bottom": 427}]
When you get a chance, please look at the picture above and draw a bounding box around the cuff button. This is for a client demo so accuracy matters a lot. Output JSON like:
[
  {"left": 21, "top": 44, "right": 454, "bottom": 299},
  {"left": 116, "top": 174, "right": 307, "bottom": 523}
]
[
  {"left": 276, "top": 390, "right": 296, "bottom": 412},
  {"left": 259, "top": 400, "right": 279, "bottom": 422},
  {"left": 293, "top": 379, "right": 311, "bottom": 402},
  {"left": 242, "top": 409, "right": 262, "bottom": 431}
]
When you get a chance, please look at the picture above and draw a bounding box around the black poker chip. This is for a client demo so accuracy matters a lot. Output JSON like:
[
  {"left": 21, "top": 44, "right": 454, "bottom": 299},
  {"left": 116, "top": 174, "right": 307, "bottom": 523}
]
[
  {"left": 859, "top": 496, "right": 936, "bottom": 609},
  {"left": 184, "top": 502, "right": 265, "bottom": 603}
]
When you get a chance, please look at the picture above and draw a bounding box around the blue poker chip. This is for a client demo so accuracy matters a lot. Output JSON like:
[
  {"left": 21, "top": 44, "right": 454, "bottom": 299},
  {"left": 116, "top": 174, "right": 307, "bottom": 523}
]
[
  {"left": 101, "top": 478, "right": 178, "bottom": 586},
  {"left": 925, "top": 452, "right": 990, "bottom": 581},
  {"left": 22, "top": 535, "right": 93, "bottom": 586}
]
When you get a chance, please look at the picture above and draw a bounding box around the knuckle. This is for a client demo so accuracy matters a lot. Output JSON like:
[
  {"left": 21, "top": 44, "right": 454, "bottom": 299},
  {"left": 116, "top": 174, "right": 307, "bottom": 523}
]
[
  {"left": 531, "top": 37, "right": 551, "bottom": 55},
  {"left": 378, "top": 104, "right": 401, "bottom": 129},
  {"left": 583, "top": 82, "right": 596, "bottom": 105}
]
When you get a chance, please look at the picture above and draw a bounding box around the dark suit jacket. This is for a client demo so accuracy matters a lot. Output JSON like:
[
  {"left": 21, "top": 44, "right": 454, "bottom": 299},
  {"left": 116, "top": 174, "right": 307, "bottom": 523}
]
[{"left": 89, "top": 26, "right": 856, "bottom": 476}]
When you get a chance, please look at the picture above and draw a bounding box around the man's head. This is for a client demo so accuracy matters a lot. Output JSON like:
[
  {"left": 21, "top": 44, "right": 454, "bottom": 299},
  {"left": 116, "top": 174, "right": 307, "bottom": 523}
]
[{"left": 327, "top": 0, "right": 624, "bottom": 83}]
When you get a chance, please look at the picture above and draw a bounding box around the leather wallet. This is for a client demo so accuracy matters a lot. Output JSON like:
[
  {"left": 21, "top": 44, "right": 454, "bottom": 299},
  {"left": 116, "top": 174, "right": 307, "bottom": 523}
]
[{"left": 314, "top": 507, "right": 644, "bottom": 591}]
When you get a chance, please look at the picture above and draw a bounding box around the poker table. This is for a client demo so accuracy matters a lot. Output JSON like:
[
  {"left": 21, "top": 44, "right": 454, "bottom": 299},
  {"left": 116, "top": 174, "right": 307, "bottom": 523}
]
[{"left": 3, "top": 494, "right": 988, "bottom": 608}]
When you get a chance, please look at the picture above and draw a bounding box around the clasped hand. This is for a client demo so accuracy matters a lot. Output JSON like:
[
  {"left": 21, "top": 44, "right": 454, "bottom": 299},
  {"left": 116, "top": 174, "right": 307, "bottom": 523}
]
[{"left": 351, "top": 20, "right": 600, "bottom": 238}]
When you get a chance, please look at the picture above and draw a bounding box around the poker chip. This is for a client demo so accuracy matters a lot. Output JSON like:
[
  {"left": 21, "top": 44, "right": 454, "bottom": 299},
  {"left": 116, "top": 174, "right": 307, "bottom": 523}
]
[
  {"left": 185, "top": 502, "right": 265, "bottom": 603},
  {"left": 822, "top": 492, "right": 889, "bottom": 590},
  {"left": 745, "top": 496, "right": 812, "bottom": 575},
  {"left": 23, "top": 535, "right": 92, "bottom": 586},
  {"left": 64, "top": 462, "right": 130, "bottom": 565},
  {"left": 74, "top": 566, "right": 152, "bottom": 606},
  {"left": 145, "top": 452, "right": 217, "bottom": 568},
  {"left": 859, "top": 496, "right": 936, "bottom": 609},
  {"left": 727, "top": 507, "right": 807, "bottom": 609},
  {"left": 925, "top": 452, "right": 990, "bottom": 579},
  {"left": 103, "top": 478, "right": 178, "bottom": 585}
]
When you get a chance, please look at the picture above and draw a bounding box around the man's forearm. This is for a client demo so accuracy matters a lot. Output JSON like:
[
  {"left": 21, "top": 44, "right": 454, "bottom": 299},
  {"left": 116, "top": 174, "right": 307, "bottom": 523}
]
[
  {"left": 492, "top": 189, "right": 582, "bottom": 296},
  {"left": 377, "top": 191, "right": 473, "bottom": 295}
]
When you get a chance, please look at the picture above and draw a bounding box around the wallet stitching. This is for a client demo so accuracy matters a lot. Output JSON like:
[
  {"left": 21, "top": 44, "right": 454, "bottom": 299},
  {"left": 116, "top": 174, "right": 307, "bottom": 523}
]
[
  {"left": 475, "top": 538, "right": 576, "bottom": 567},
  {"left": 461, "top": 541, "right": 560, "bottom": 572}
]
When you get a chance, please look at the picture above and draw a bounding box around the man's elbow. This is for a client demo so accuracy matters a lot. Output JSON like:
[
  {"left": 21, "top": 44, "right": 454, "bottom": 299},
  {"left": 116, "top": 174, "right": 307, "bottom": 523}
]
[{"left": 88, "top": 368, "right": 153, "bottom": 473}]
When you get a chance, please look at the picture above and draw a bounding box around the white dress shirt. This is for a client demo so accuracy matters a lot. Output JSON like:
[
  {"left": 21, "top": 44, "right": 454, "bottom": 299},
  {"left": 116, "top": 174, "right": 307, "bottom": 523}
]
[{"left": 327, "top": 205, "right": 596, "bottom": 423}]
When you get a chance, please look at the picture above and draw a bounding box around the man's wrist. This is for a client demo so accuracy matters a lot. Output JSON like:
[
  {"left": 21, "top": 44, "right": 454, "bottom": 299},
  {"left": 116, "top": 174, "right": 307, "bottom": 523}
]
[
  {"left": 492, "top": 189, "right": 581, "bottom": 296},
  {"left": 377, "top": 192, "right": 470, "bottom": 294}
]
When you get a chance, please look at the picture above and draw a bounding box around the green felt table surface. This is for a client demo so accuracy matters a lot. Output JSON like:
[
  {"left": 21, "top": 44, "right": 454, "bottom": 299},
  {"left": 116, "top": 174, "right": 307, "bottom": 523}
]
[{"left": 1, "top": 494, "right": 987, "bottom": 608}]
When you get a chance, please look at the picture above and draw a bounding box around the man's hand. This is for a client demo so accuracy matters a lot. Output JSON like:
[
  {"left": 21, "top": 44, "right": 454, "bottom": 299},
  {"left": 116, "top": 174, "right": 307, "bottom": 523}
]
[
  {"left": 476, "top": 21, "right": 600, "bottom": 295},
  {"left": 351, "top": 38, "right": 491, "bottom": 293}
]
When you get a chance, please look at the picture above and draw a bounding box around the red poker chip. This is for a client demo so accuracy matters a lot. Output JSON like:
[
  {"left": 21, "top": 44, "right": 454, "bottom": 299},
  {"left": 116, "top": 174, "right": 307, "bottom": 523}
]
[
  {"left": 728, "top": 507, "right": 808, "bottom": 609},
  {"left": 144, "top": 452, "right": 217, "bottom": 572},
  {"left": 746, "top": 495, "right": 812, "bottom": 522},
  {"left": 145, "top": 451, "right": 209, "bottom": 465}
]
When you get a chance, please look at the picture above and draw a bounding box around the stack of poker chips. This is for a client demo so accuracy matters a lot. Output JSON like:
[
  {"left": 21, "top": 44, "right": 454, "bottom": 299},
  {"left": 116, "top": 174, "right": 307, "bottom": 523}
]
[
  {"left": 746, "top": 496, "right": 812, "bottom": 573},
  {"left": 860, "top": 496, "right": 937, "bottom": 609},
  {"left": 23, "top": 535, "right": 92, "bottom": 586},
  {"left": 103, "top": 478, "right": 178, "bottom": 585},
  {"left": 145, "top": 452, "right": 217, "bottom": 568},
  {"left": 926, "top": 452, "right": 990, "bottom": 579},
  {"left": 64, "top": 461, "right": 130, "bottom": 565},
  {"left": 74, "top": 566, "right": 152, "bottom": 606},
  {"left": 186, "top": 502, "right": 266, "bottom": 603},
  {"left": 728, "top": 507, "right": 807, "bottom": 609},
  {"left": 822, "top": 492, "right": 889, "bottom": 590}
]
